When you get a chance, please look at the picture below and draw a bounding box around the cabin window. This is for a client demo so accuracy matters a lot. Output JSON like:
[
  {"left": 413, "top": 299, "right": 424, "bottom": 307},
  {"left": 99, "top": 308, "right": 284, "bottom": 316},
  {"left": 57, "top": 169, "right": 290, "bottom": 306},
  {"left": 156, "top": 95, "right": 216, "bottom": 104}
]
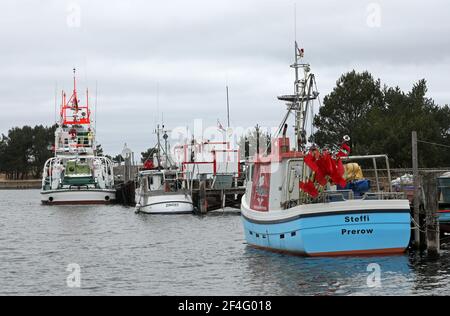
[
  {"left": 146, "top": 176, "right": 155, "bottom": 191},
  {"left": 291, "top": 231, "right": 296, "bottom": 237},
  {"left": 280, "top": 234, "right": 285, "bottom": 239}
]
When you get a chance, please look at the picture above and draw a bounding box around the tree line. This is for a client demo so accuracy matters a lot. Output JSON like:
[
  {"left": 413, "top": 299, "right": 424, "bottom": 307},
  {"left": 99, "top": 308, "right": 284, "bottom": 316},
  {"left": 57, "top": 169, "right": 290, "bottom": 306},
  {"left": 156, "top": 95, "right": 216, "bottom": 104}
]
[
  {"left": 312, "top": 71, "right": 450, "bottom": 168},
  {"left": 0, "top": 125, "right": 56, "bottom": 179}
]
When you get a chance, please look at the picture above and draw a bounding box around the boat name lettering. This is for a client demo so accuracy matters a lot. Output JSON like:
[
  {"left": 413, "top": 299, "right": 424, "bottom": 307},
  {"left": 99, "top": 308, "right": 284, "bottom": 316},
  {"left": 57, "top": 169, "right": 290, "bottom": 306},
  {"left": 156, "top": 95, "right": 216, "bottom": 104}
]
[
  {"left": 344, "top": 215, "right": 370, "bottom": 223},
  {"left": 341, "top": 228, "right": 374, "bottom": 235}
]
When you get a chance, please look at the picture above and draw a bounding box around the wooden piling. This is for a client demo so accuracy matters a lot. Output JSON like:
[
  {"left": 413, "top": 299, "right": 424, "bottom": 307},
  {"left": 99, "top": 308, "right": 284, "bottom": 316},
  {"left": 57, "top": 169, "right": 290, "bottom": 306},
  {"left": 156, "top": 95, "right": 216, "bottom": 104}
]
[
  {"left": 221, "top": 189, "right": 226, "bottom": 210},
  {"left": 199, "top": 180, "right": 208, "bottom": 214},
  {"left": 255, "top": 124, "right": 260, "bottom": 155},
  {"left": 412, "top": 131, "right": 421, "bottom": 248},
  {"left": 422, "top": 173, "right": 440, "bottom": 256}
]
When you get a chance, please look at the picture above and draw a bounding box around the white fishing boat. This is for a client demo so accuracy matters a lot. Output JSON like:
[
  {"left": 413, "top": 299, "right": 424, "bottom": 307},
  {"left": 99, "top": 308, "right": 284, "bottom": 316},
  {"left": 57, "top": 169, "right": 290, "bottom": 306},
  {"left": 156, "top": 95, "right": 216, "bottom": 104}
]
[
  {"left": 40, "top": 69, "right": 116, "bottom": 205},
  {"left": 135, "top": 169, "right": 194, "bottom": 214},
  {"left": 135, "top": 125, "right": 194, "bottom": 214}
]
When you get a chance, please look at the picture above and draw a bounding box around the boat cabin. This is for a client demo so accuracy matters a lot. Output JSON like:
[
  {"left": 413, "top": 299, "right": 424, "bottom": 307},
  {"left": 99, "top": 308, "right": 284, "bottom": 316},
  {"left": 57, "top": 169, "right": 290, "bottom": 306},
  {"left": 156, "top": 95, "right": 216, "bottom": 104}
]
[
  {"left": 245, "top": 137, "right": 404, "bottom": 211},
  {"left": 138, "top": 170, "right": 187, "bottom": 194}
]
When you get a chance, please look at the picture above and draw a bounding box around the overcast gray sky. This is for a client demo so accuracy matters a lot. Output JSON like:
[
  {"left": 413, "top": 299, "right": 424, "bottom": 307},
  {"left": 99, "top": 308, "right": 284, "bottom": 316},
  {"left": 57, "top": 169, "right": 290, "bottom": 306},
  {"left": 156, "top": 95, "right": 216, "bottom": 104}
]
[{"left": 1, "top": 0, "right": 449, "bottom": 156}]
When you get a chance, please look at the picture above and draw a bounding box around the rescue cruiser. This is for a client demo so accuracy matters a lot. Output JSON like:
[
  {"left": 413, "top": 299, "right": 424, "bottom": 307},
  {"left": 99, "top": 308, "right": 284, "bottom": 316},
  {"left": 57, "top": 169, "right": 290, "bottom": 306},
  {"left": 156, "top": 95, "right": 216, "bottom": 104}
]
[
  {"left": 240, "top": 43, "right": 412, "bottom": 256},
  {"left": 40, "top": 69, "right": 116, "bottom": 205}
]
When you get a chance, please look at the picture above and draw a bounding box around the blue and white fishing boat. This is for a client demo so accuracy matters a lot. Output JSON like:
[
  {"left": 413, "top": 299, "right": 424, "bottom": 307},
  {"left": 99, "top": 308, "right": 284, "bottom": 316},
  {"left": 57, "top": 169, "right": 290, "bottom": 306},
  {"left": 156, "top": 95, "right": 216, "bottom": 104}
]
[{"left": 240, "top": 43, "right": 411, "bottom": 256}]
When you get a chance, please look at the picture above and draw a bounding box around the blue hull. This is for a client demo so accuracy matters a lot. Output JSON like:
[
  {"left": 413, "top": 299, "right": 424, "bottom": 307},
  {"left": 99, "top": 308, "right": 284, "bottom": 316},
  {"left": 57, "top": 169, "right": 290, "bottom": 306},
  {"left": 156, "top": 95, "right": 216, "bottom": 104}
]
[
  {"left": 439, "top": 212, "right": 450, "bottom": 224},
  {"left": 438, "top": 212, "right": 450, "bottom": 233},
  {"left": 242, "top": 212, "right": 411, "bottom": 256}
]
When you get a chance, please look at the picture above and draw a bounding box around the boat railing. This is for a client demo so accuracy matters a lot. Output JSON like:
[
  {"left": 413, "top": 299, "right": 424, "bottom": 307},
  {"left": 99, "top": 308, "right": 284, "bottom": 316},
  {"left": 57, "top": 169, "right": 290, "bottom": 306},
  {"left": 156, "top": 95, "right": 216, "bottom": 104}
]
[
  {"left": 318, "top": 190, "right": 354, "bottom": 203},
  {"left": 361, "top": 191, "right": 406, "bottom": 200},
  {"left": 317, "top": 190, "right": 406, "bottom": 203},
  {"left": 342, "top": 154, "right": 393, "bottom": 192}
]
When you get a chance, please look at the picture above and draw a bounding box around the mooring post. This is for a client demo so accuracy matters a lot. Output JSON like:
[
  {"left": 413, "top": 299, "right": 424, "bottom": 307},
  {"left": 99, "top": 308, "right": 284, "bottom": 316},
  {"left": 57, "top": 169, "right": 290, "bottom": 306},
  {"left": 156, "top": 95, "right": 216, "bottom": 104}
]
[
  {"left": 244, "top": 137, "right": 250, "bottom": 161},
  {"left": 199, "top": 179, "right": 207, "bottom": 214},
  {"left": 423, "top": 173, "right": 440, "bottom": 257},
  {"left": 222, "top": 189, "right": 226, "bottom": 210},
  {"left": 255, "top": 124, "right": 260, "bottom": 155},
  {"left": 412, "top": 131, "right": 421, "bottom": 248}
]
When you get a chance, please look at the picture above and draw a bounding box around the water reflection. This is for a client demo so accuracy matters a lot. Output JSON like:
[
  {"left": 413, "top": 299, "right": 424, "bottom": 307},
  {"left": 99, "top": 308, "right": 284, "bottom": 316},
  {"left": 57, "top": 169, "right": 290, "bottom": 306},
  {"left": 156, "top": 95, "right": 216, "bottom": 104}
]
[{"left": 243, "top": 246, "right": 419, "bottom": 295}]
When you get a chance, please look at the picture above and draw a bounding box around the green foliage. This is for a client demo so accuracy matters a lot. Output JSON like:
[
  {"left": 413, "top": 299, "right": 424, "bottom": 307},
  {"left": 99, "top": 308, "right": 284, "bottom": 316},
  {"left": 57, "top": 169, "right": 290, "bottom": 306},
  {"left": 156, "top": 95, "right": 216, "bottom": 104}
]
[
  {"left": 312, "top": 71, "right": 450, "bottom": 168},
  {"left": 0, "top": 125, "right": 57, "bottom": 179},
  {"left": 113, "top": 154, "right": 124, "bottom": 164},
  {"left": 312, "top": 70, "right": 384, "bottom": 151},
  {"left": 95, "top": 144, "right": 104, "bottom": 156}
]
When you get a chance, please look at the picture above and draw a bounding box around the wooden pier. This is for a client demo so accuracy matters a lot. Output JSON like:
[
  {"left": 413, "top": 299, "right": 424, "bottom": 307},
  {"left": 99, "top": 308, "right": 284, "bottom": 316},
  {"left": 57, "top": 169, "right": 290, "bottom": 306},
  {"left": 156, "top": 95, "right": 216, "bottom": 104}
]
[
  {"left": 114, "top": 164, "right": 246, "bottom": 212},
  {"left": 191, "top": 180, "right": 245, "bottom": 214}
]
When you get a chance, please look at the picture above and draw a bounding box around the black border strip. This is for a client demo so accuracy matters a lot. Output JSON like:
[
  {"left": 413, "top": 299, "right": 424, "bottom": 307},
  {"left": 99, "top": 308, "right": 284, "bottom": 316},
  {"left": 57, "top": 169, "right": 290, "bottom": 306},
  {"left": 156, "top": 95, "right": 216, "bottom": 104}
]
[{"left": 242, "top": 209, "right": 411, "bottom": 225}]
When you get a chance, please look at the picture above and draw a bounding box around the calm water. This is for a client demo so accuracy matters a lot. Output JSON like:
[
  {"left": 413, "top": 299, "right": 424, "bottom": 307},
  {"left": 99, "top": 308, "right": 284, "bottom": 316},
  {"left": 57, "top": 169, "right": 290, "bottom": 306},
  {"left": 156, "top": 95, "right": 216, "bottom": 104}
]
[{"left": 0, "top": 190, "right": 449, "bottom": 296}]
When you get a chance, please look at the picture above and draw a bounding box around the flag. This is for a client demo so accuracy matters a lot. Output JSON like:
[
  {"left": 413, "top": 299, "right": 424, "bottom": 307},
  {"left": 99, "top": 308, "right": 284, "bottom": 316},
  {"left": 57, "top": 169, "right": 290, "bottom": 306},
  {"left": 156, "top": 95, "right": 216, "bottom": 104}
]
[
  {"left": 298, "top": 47, "right": 304, "bottom": 58},
  {"left": 217, "top": 119, "right": 226, "bottom": 132}
]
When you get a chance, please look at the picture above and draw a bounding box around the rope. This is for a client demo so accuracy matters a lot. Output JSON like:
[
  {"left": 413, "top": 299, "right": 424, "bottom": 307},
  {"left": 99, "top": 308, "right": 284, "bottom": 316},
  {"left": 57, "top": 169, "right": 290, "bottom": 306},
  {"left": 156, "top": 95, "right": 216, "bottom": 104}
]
[
  {"left": 417, "top": 140, "right": 450, "bottom": 149},
  {"left": 410, "top": 216, "right": 427, "bottom": 233},
  {"left": 410, "top": 215, "right": 442, "bottom": 233}
]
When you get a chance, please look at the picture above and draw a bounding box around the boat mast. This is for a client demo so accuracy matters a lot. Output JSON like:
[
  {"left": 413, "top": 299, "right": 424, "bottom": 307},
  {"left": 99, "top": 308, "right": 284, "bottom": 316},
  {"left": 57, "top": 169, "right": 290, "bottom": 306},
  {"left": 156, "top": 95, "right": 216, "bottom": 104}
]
[
  {"left": 226, "top": 85, "right": 230, "bottom": 128},
  {"left": 293, "top": 42, "right": 302, "bottom": 151},
  {"left": 277, "top": 42, "right": 318, "bottom": 152},
  {"left": 156, "top": 124, "right": 162, "bottom": 169}
]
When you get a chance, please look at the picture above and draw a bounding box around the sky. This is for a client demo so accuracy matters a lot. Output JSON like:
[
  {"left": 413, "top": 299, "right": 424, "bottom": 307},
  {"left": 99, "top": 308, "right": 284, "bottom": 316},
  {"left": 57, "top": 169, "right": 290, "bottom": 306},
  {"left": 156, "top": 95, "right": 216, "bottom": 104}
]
[{"left": 0, "top": 0, "right": 449, "bottom": 157}]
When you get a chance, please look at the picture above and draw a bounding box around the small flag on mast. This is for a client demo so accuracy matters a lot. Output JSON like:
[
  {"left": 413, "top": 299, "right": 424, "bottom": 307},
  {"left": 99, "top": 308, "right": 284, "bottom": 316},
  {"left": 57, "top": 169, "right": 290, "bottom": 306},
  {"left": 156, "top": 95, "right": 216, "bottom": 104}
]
[{"left": 217, "top": 119, "right": 226, "bottom": 132}]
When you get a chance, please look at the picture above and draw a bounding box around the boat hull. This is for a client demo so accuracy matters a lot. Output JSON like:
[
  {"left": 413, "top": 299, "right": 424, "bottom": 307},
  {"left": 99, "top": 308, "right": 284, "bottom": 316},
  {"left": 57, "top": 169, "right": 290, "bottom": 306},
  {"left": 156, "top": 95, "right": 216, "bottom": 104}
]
[
  {"left": 241, "top": 199, "right": 411, "bottom": 257},
  {"left": 41, "top": 189, "right": 116, "bottom": 205},
  {"left": 136, "top": 194, "right": 194, "bottom": 214},
  {"left": 438, "top": 210, "right": 450, "bottom": 233}
]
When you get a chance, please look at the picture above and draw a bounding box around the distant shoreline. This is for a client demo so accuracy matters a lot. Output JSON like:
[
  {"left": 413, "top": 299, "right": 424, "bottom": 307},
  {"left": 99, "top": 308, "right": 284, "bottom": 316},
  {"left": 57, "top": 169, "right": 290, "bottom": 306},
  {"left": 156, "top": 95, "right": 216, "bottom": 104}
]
[{"left": 0, "top": 180, "right": 41, "bottom": 190}]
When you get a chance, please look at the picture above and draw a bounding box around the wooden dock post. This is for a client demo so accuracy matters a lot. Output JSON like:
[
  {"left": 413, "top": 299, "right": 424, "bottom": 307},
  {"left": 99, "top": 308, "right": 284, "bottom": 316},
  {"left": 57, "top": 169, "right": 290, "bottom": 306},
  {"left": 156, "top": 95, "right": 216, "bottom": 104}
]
[
  {"left": 245, "top": 137, "right": 250, "bottom": 160},
  {"left": 423, "top": 173, "right": 440, "bottom": 257},
  {"left": 255, "top": 124, "right": 260, "bottom": 155},
  {"left": 412, "top": 131, "right": 421, "bottom": 248},
  {"left": 199, "top": 179, "right": 208, "bottom": 214}
]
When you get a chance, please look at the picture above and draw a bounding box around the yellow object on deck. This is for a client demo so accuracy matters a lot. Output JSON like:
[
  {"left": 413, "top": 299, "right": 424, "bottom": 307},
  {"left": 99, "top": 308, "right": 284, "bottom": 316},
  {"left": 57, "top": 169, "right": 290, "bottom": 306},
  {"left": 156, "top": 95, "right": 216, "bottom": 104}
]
[{"left": 344, "top": 163, "right": 364, "bottom": 181}]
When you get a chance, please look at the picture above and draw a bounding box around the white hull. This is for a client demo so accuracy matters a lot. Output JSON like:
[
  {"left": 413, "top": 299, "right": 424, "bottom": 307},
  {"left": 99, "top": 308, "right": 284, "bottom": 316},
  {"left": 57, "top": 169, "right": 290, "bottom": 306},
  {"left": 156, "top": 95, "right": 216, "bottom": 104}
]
[
  {"left": 41, "top": 189, "right": 116, "bottom": 205},
  {"left": 136, "top": 193, "right": 194, "bottom": 214}
]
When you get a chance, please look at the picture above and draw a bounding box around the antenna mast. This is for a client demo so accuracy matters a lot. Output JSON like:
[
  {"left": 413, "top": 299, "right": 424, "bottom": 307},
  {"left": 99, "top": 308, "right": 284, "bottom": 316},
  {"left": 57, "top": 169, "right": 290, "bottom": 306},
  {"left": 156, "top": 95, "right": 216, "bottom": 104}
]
[
  {"left": 276, "top": 43, "right": 318, "bottom": 152},
  {"left": 226, "top": 86, "right": 230, "bottom": 128}
]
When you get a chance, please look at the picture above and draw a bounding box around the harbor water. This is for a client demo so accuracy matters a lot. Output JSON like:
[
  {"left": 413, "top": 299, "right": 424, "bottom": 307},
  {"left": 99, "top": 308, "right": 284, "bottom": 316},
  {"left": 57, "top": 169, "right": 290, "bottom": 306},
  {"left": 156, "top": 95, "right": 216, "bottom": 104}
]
[{"left": 1, "top": 190, "right": 449, "bottom": 296}]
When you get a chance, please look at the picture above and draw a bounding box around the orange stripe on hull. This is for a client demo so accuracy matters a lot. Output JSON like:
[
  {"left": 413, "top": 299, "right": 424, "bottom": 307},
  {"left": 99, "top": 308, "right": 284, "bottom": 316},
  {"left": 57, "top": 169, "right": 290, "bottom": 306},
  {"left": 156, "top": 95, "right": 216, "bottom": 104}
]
[
  {"left": 248, "top": 244, "right": 406, "bottom": 257},
  {"left": 309, "top": 247, "right": 406, "bottom": 257}
]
